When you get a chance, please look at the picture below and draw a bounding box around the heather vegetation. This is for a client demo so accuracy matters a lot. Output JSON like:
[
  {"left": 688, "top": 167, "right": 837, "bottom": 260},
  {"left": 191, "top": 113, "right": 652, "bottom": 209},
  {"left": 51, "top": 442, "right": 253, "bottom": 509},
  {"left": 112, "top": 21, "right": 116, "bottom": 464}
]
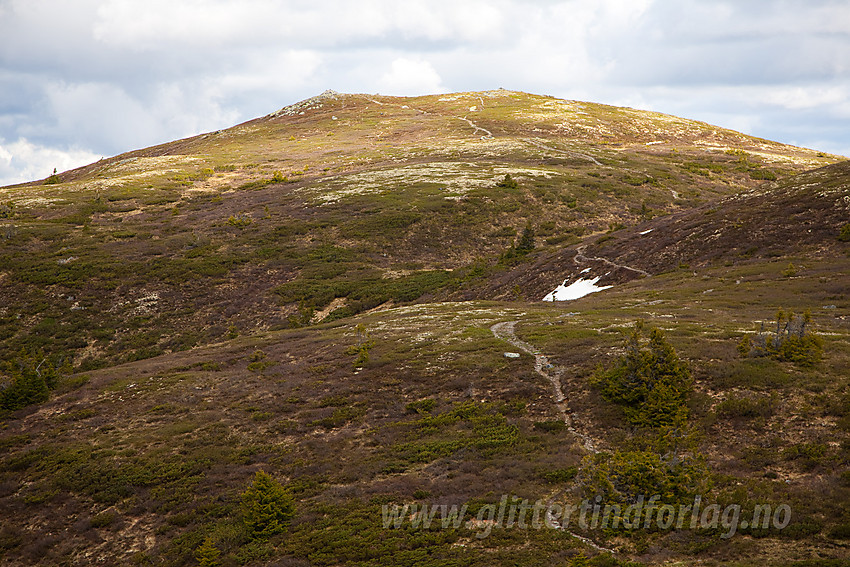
[{"left": 0, "top": 91, "right": 848, "bottom": 566}]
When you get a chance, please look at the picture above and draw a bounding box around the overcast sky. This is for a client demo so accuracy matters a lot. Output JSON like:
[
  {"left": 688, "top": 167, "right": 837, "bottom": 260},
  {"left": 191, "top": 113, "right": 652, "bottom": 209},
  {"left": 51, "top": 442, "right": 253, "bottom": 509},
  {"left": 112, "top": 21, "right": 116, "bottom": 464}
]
[{"left": 2, "top": 0, "right": 849, "bottom": 185}]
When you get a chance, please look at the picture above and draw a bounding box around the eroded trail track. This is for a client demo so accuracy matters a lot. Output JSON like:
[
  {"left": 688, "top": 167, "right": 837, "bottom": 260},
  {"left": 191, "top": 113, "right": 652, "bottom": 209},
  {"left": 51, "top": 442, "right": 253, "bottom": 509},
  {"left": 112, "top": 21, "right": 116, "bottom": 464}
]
[
  {"left": 574, "top": 244, "right": 651, "bottom": 277},
  {"left": 456, "top": 115, "right": 493, "bottom": 139},
  {"left": 490, "top": 320, "right": 598, "bottom": 452},
  {"left": 491, "top": 320, "right": 615, "bottom": 554}
]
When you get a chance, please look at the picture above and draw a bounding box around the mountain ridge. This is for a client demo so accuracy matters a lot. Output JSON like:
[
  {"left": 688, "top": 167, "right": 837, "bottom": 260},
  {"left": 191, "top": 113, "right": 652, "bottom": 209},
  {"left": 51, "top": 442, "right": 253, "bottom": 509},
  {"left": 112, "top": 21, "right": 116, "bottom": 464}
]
[{"left": 0, "top": 90, "right": 849, "bottom": 566}]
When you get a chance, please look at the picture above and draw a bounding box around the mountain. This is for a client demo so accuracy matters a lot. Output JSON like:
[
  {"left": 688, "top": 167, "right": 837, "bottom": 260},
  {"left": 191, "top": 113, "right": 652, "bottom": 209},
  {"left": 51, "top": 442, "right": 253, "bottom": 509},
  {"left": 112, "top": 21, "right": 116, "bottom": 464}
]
[
  {"left": 0, "top": 91, "right": 848, "bottom": 566},
  {"left": 476, "top": 159, "right": 850, "bottom": 301}
]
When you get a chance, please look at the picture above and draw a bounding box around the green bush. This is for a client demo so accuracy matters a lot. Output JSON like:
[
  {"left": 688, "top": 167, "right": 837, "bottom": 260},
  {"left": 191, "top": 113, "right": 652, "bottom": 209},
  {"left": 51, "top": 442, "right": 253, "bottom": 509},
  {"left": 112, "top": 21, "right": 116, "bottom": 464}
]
[
  {"left": 311, "top": 405, "right": 366, "bottom": 429},
  {"left": 392, "top": 402, "right": 520, "bottom": 467},
  {"left": 342, "top": 211, "right": 421, "bottom": 240},
  {"left": 579, "top": 450, "right": 709, "bottom": 505},
  {"left": 533, "top": 420, "right": 567, "bottom": 433},
  {"left": 749, "top": 168, "right": 777, "bottom": 181},
  {"left": 592, "top": 322, "right": 692, "bottom": 428},
  {"left": 89, "top": 512, "right": 115, "bottom": 529},
  {"left": 516, "top": 224, "right": 535, "bottom": 254},
  {"left": 838, "top": 223, "right": 850, "bottom": 242},
  {"left": 195, "top": 536, "right": 222, "bottom": 567},
  {"left": 782, "top": 262, "right": 797, "bottom": 277},
  {"left": 345, "top": 324, "right": 374, "bottom": 369},
  {"left": 739, "top": 309, "right": 823, "bottom": 367},
  {"left": 405, "top": 399, "right": 436, "bottom": 414},
  {"left": 829, "top": 523, "right": 850, "bottom": 539},
  {"left": 496, "top": 173, "right": 519, "bottom": 190},
  {"left": 541, "top": 467, "right": 578, "bottom": 483},
  {"left": 0, "top": 353, "right": 57, "bottom": 410},
  {"left": 241, "top": 470, "right": 295, "bottom": 541},
  {"left": 226, "top": 214, "right": 252, "bottom": 228},
  {"left": 782, "top": 442, "right": 830, "bottom": 470}
]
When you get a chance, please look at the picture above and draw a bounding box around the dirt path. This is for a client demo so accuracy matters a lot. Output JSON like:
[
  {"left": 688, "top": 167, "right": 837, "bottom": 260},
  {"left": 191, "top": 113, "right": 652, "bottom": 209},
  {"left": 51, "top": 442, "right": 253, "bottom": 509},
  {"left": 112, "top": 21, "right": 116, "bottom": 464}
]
[
  {"left": 490, "top": 320, "right": 616, "bottom": 554},
  {"left": 456, "top": 116, "right": 493, "bottom": 140},
  {"left": 490, "top": 321, "right": 597, "bottom": 452},
  {"left": 574, "top": 244, "right": 650, "bottom": 277},
  {"left": 365, "top": 96, "right": 491, "bottom": 141}
]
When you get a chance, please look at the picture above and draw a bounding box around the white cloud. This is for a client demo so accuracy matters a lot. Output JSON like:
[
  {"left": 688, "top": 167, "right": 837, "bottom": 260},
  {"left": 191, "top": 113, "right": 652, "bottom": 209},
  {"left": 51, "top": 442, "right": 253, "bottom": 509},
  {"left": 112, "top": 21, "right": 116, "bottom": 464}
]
[
  {"left": 0, "top": 137, "right": 99, "bottom": 186},
  {"left": 763, "top": 85, "right": 850, "bottom": 112},
  {"left": 93, "top": 0, "right": 264, "bottom": 49},
  {"left": 91, "top": 0, "right": 509, "bottom": 51},
  {"left": 32, "top": 80, "right": 238, "bottom": 152},
  {"left": 377, "top": 57, "right": 447, "bottom": 96},
  {"left": 211, "top": 50, "right": 323, "bottom": 95}
]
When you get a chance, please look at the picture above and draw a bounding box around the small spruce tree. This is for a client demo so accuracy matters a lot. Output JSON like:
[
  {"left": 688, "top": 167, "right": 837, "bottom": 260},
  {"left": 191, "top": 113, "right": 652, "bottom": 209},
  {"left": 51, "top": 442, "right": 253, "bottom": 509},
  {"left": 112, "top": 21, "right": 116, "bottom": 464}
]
[
  {"left": 0, "top": 353, "right": 54, "bottom": 411},
  {"left": 740, "top": 308, "right": 822, "bottom": 367},
  {"left": 516, "top": 224, "right": 535, "bottom": 254},
  {"left": 593, "top": 322, "right": 692, "bottom": 428},
  {"left": 241, "top": 470, "right": 295, "bottom": 541},
  {"left": 496, "top": 173, "right": 518, "bottom": 190},
  {"left": 195, "top": 536, "right": 221, "bottom": 567}
]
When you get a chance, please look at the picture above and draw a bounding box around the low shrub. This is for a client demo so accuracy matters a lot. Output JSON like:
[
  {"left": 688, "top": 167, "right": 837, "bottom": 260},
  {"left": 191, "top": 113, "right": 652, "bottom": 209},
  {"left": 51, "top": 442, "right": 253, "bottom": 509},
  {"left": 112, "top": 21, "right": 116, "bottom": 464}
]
[
  {"left": 716, "top": 393, "right": 778, "bottom": 420},
  {"left": 541, "top": 467, "right": 578, "bottom": 483},
  {"left": 405, "top": 399, "right": 436, "bottom": 414},
  {"left": 738, "top": 309, "right": 823, "bottom": 367},
  {"left": 89, "top": 512, "right": 115, "bottom": 529},
  {"left": 533, "top": 420, "right": 567, "bottom": 433},
  {"left": 578, "top": 450, "right": 710, "bottom": 505},
  {"left": 496, "top": 173, "right": 519, "bottom": 190},
  {"left": 0, "top": 353, "right": 58, "bottom": 410}
]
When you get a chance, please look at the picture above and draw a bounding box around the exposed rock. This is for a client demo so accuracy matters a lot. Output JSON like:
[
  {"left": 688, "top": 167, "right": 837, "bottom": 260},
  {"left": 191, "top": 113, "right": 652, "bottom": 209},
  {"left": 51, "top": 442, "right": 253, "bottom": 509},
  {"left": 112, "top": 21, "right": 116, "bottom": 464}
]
[{"left": 269, "top": 89, "right": 341, "bottom": 117}]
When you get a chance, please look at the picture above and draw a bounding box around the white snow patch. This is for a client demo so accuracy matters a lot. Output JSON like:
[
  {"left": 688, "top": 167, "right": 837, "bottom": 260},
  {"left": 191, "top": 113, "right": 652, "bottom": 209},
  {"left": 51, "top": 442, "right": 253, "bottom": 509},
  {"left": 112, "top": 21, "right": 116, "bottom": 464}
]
[
  {"left": 639, "top": 229, "right": 653, "bottom": 235},
  {"left": 580, "top": 267, "right": 591, "bottom": 274},
  {"left": 542, "top": 277, "right": 613, "bottom": 302}
]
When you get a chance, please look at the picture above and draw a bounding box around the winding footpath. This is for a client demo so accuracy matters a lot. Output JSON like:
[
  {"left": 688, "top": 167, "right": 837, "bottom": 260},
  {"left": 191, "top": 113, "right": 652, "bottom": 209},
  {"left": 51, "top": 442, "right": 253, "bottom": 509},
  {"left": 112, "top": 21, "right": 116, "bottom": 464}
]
[
  {"left": 490, "top": 320, "right": 616, "bottom": 554},
  {"left": 574, "top": 244, "right": 651, "bottom": 277},
  {"left": 456, "top": 115, "right": 493, "bottom": 140},
  {"left": 490, "top": 321, "right": 596, "bottom": 452}
]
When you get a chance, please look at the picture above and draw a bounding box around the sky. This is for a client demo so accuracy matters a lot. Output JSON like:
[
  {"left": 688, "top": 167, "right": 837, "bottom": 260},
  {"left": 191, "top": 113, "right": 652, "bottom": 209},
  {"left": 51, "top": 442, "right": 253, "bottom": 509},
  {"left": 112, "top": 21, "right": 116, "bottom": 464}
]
[{"left": 1, "top": 0, "right": 849, "bottom": 186}]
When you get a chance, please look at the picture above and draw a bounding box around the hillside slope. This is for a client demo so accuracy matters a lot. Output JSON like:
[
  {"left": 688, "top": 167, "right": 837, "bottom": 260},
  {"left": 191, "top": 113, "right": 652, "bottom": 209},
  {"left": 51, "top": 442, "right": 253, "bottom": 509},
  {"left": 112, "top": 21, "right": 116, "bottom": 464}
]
[
  {"left": 475, "top": 159, "right": 850, "bottom": 302},
  {"left": 0, "top": 90, "right": 841, "bottom": 370},
  {"left": 1, "top": 92, "right": 849, "bottom": 567}
]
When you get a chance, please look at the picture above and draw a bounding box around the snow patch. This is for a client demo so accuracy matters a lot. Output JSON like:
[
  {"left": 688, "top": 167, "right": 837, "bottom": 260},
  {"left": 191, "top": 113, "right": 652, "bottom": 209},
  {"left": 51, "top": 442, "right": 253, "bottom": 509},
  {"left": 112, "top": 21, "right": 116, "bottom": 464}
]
[
  {"left": 639, "top": 229, "right": 653, "bottom": 235},
  {"left": 542, "top": 277, "right": 613, "bottom": 302}
]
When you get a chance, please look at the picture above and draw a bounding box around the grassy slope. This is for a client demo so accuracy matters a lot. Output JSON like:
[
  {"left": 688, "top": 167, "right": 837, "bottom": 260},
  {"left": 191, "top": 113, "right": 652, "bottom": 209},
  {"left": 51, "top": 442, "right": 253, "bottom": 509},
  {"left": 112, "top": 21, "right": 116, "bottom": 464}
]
[
  {"left": 0, "top": 90, "right": 839, "bottom": 368},
  {"left": 0, "top": 91, "right": 849, "bottom": 566}
]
